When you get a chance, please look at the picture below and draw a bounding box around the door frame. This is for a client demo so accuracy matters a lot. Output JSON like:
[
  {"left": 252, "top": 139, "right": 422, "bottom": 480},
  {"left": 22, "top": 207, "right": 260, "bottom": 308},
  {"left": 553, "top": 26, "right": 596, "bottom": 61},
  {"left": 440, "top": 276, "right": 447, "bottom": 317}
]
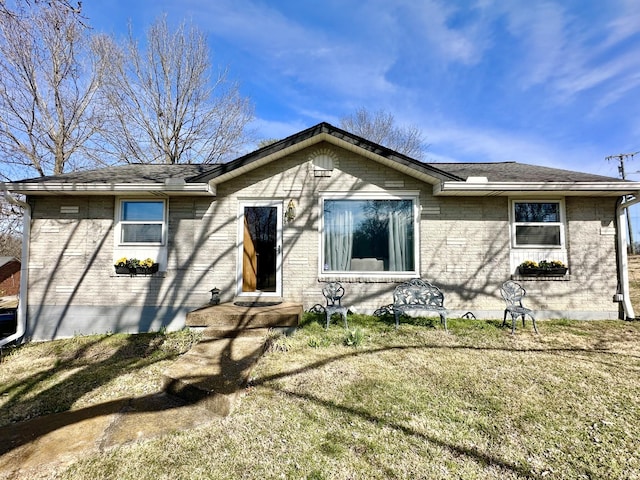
[{"left": 236, "top": 200, "right": 283, "bottom": 298}]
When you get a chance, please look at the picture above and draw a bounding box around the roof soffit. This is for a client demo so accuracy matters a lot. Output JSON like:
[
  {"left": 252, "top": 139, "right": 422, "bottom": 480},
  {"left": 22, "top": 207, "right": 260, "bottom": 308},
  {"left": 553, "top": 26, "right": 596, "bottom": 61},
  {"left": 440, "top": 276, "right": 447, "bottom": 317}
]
[{"left": 433, "top": 181, "right": 640, "bottom": 197}]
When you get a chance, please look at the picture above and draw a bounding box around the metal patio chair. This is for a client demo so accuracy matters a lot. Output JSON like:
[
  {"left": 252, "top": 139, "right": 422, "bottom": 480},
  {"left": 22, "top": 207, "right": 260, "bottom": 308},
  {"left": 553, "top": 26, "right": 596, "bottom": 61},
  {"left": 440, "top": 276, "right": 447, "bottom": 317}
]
[
  {"left": 322, "top": 281, "right": 348, "bottom": 329},
  {"left": 500, "top": 280, "right": 539, "bottom": 334}
]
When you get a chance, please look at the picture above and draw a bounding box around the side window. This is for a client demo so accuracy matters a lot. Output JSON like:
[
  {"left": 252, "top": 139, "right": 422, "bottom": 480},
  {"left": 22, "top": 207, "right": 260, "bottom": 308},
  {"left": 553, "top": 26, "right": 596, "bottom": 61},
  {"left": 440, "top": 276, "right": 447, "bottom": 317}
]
[
  {"left": 512, "top": 201, "right": 563, "bottom": 247},
  {"left": 119, "top": 200, "right": 165, "bottom": 245}
]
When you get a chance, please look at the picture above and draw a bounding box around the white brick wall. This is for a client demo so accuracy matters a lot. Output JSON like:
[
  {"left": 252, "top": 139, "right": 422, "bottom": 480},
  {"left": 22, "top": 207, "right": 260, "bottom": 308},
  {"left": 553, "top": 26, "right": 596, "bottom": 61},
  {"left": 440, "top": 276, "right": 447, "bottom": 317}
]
[{"left": 26, "top": 143, "right": 622, "bottom": 338}]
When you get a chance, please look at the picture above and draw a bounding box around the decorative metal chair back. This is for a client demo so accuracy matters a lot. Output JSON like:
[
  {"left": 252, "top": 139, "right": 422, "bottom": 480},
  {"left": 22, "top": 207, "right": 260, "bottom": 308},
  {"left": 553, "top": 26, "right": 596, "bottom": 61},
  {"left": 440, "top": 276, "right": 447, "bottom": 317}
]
[
  {"left": 501, "top": 280, "right": 526, "bottom": 308},
  {"left": 321, "top": 281, "right": 348, "bottom": 328},
  {"left": 322, "top": 282, "right": 345, "bottom": 307},
  {"left": 393, "top": 278, "right": 444, "bottom": 308}
]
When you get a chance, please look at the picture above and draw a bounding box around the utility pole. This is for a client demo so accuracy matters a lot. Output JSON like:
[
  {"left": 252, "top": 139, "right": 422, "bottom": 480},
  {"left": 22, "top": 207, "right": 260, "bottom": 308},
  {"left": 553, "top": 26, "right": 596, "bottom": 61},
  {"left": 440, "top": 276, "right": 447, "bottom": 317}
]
[{"left": 606, "top": 152, "right": 640, "bottom": 254}]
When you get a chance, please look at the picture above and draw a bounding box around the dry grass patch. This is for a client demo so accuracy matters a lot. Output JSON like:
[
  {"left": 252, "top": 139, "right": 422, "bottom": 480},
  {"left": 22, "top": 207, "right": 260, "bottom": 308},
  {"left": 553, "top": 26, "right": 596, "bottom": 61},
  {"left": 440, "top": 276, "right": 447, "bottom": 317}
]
[
  {"left": 0, "top": 329, "right": 200, "bottom": 426},
  {"left": 61, "top": 317, "right": 640, "bottom": 479},
  {"left": 56, "top": 316, "right": 640, "bottom": 480}
]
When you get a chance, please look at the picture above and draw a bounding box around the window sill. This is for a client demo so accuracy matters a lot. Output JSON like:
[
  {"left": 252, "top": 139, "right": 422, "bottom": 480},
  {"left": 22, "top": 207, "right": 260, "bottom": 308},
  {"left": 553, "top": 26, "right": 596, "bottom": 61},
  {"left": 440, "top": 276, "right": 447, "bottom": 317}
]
[
  {"left": 511, "top": 274, "right": 571, "bottom": 282},
  {"left": 319, "top": 274, "right": 416, "bottom": 283},
  {"left": 110, "top": 271, "right": 166, "bottom": 278}
]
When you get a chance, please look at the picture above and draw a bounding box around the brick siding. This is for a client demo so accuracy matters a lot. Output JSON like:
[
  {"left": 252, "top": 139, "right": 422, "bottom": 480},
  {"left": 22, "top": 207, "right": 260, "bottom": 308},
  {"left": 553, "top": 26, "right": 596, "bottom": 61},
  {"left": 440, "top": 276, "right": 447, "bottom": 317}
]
[{"left": 26, "top": 142, "right": 621, "bottom": 338}]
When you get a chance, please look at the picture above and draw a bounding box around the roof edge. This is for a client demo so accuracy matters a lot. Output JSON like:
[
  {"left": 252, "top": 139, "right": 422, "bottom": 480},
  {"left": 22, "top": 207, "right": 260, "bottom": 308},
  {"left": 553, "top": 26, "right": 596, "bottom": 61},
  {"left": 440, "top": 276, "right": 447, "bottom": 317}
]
[
  {"left": 1, "top": 181, "right": 215, "bottom": 196},
  {"left": 435, "top": 181, "right": 640, "bottom": 196}
]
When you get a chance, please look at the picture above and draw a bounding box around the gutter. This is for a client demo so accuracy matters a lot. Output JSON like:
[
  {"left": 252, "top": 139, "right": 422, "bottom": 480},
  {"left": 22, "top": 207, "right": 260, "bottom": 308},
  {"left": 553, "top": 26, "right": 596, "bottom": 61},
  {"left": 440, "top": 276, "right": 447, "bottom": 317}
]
[
  {"left": 0, "top": 185, "right": 29, "bottom": 347},
  {"left": 435, "top": 180, "right": 640, "bottom": 196},
  {"left": 2, "top": 181, "right": 215, "bottom": 196},
  {"left": 616, "top": 193, "right": 640, "bottom": 320}
]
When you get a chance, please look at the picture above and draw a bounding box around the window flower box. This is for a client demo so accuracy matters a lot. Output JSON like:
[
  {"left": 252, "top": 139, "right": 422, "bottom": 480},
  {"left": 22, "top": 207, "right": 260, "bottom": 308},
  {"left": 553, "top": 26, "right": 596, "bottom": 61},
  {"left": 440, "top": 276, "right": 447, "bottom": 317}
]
[
  {"left": 114, "top": 257, "right": 158, "bottom": 275},
  {"left": 518, "top": 260, "right": 567, "bottom": 276},
  {"left": 135, "top": 263, "right": 159, "bottom": 275}
]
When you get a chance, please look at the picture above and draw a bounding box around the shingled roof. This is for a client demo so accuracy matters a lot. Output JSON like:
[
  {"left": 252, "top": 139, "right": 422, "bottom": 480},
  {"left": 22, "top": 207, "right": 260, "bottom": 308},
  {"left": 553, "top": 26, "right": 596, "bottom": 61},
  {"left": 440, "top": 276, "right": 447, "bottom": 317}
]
[
  {"left": 428, "top": 162, "right": 619, "bottom": 183},
  {"left": 4, "top": 122, "right": 637, "bottom": 197},
  {"left": 12, "top": 164, "right": 211, "bottom": 185}
]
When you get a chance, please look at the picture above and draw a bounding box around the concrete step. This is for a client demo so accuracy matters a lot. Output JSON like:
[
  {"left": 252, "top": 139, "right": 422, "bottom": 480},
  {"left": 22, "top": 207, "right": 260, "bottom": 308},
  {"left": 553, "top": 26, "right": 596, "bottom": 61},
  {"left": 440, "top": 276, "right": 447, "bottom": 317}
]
[
  {"left": 162, "top": 334, "right": 267, "bottom": 416},
  {"left": 201, "top": 327, "right": 271, "bottom": 340},
  {"left": 186, "top": 302, "right": 302, "bottom": 330}
]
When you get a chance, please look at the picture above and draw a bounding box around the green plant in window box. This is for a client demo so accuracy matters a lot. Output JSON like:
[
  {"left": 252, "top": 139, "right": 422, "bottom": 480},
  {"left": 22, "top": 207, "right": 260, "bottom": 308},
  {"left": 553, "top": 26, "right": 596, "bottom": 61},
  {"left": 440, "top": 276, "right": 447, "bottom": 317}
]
[
  {"left": 114, "top": 257, "right": 131, "bottom": 274},
  {"left": 136, "top": 258, "right": 159, "bottom": 275},
  {"left": 114, "top": 257, "right": 158, "bottom": 275},
  {"left": 518, "top": 259, "right": 567, "bottom": 275}
]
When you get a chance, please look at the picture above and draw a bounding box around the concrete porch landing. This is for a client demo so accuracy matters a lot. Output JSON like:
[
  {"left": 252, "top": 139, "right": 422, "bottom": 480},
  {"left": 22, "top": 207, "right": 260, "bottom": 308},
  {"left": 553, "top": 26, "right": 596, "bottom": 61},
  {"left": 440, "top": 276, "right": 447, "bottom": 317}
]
[
  {"left": 185, "top": 302, "right": 302, "bottom": 330},
  {"left": 162, "top": 302, "right": 302, "bottom": 416}
]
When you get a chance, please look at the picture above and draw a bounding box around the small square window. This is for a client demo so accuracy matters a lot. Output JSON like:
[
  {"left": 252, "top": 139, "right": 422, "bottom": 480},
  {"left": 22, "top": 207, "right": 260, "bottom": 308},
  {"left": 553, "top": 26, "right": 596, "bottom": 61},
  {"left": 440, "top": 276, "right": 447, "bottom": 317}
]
[
  {"left": 119, "top": 200, "right": 165, "bottom": 245},
  {"left": 512, "top": 201, "right": 564, "bottom": 248}
]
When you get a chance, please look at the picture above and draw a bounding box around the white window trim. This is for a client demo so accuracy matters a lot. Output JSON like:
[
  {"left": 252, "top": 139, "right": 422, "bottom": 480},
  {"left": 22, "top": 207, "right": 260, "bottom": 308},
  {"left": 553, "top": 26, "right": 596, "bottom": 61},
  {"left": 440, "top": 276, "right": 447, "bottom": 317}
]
[
  {"left": 510, "top": 199, "right": 566, "bottom": 249},
  {"left": 116, "top": 198, "right": 167, "bottom": 246},
  {"left": 318, "top": 191, "right": 420, "bottom": 280}
]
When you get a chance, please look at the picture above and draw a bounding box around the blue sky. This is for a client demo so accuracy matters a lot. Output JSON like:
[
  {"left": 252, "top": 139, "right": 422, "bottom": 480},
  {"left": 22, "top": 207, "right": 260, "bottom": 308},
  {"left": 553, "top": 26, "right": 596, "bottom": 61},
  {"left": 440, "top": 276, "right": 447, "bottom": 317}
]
[{"left": 82, "top": 0, "right": 640, "bottom": 182}]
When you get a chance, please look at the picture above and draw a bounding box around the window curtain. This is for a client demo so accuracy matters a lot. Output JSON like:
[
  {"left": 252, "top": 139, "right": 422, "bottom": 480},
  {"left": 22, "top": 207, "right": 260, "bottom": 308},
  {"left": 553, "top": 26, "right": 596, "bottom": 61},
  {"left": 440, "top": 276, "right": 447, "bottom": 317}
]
[
  {"left": 326, "top": 210, "right": 353, "bottom": 270},
  {"left": 388, "top": 211, "right": 411, "bottom": 271}
]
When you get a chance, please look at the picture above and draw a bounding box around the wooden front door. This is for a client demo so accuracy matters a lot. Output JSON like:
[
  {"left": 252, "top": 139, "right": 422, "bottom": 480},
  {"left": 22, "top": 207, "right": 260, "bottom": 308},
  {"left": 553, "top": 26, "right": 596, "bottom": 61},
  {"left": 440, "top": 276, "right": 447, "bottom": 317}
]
[{"left": 238, "top": 201, "right": 282, "bottom": 297}]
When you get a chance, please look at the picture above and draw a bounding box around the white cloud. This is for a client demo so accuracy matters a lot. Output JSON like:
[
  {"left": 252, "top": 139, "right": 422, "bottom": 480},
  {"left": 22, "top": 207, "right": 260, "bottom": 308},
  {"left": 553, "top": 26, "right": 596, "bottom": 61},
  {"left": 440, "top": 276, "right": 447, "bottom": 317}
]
[
  {"left": 496, "top": 0, "right": 640, "bottom": 110},
  {"left": 603, "top": 0, "right": 640, "bottom": 49},
  {"left": 402, "top": 1, "right": 488, "bottom": 65},
  {"left": 174, "top": 0, "right": 398, "bottom": 100},
  {"left": 421, "top": 121, "right": 619, "bottom": 177}
]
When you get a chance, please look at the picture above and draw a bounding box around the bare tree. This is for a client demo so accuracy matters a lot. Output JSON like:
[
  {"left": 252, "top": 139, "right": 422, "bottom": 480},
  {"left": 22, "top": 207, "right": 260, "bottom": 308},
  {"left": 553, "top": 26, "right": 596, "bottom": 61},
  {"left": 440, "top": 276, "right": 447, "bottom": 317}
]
[
  {"left": 101, "top": 16, "right": 254, "bottom": 164},
  {"left": 340, "top": 107, "right": 427, "bottom": 160},
  {"left": 0, "top": 215, "right": 22, "bottom": 258},
  {"left": 0, "top": 1, "right": 108, "bottom": 178},
  {"left": 0, "top": 0, "right": 82, "bottom": 16}
]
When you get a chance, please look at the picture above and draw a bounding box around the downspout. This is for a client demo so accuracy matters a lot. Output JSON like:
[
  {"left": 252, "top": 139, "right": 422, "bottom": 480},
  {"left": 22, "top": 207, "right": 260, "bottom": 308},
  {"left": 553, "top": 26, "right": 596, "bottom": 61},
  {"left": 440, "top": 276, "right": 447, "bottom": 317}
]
[
  {"left": 0, "top": 184, "right": 29, "bottom": 347},
  {"left": 616, "top": 193, "right": 640, "bottom": 320}
]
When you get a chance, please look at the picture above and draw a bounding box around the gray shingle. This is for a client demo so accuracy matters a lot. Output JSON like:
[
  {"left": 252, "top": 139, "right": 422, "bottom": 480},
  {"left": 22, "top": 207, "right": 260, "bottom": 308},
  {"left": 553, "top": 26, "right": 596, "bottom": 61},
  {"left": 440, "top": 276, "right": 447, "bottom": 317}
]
[
  {"left": 426, "top": 162, "right": 620, "bottom": 183},
  {"left": 13, "top": 164, "right": 211, "bottom": 184}
]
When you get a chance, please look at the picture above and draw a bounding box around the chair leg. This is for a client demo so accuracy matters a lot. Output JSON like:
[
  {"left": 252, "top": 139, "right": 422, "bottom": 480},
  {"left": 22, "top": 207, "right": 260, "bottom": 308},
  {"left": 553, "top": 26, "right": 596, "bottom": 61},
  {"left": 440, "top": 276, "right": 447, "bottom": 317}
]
[
  {"left": 325, "top": 312, "right": 330, "bottom": 329},
  {"left": 440, "top": 313, "right": 448, "bottom": 332},
  {"left": 502, "top": 310, "right": 508, "bottom": 328},
  {"left": 511, "top": 314, "right": 516, "bottom": 335},
  {"left": 531, "top": 315, "right": 539, "bottom": 334},
  {"left": 394, "top": 312, "right": 400, "bottom": 329},
  {"left": 342, "top": 311, "right": 348, "bottom": 329}
]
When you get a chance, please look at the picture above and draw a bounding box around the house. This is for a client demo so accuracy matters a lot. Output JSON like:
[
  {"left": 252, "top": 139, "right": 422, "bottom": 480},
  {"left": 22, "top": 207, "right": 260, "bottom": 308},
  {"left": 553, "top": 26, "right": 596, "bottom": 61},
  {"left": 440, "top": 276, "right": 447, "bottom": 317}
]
[
  {"left": 0, "top": 256, "right": 20, "bottom": 297},
  {"left": 0, "top": 257, "right": 20, "bottom": 337},
  {"left": 2, "top": 122, "right": 640, "bottom": 341}
]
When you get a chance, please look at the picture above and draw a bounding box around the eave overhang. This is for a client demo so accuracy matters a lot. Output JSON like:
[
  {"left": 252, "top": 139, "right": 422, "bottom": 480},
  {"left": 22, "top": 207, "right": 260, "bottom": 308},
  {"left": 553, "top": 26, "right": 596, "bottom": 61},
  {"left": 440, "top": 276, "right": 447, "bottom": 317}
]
[
  {"left": 1, "top": 181, "right": 215, "bottom": 197},
  {"left": 434, "top": 181, "right": 640, "bottom": 197}
]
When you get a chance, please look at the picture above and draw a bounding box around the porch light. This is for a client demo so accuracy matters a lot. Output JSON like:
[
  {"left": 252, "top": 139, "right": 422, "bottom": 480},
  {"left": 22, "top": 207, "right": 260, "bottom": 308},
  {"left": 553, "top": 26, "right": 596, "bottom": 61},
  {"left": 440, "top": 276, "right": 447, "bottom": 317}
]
[
  {"left": 209, "top": 287, "right": 221, "bottom": 305},
  {"left": 285, "top": 199, "right": 296, "bottom": 223}
]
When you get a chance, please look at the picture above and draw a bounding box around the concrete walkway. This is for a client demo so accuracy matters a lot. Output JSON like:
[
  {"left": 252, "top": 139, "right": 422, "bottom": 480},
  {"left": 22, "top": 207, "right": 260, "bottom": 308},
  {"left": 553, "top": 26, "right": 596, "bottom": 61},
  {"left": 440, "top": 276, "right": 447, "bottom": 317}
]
[{"left": 0, "top": 329, "right": 270, "bottom": 479}]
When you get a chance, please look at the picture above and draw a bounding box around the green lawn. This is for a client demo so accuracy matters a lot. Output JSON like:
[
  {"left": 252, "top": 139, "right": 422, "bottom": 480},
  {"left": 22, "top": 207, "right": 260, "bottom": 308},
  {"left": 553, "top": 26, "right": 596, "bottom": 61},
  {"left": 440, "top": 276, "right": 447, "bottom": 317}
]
[{"left": 2, "top": 316, "right": 640, "bottom": 479}]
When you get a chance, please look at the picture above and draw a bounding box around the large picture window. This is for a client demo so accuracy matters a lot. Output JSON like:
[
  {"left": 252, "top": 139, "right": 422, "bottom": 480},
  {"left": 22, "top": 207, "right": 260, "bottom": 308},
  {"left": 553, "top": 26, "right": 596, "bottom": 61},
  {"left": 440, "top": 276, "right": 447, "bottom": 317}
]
[
  {"left": 322, "top": 196, "right": 417, "bottom": 274},
  {"left": 119, "top": 200, "right": 165, "bottom": 244},
  {"left": 512, "top": 200, "right": 564, "bottom": 247}
]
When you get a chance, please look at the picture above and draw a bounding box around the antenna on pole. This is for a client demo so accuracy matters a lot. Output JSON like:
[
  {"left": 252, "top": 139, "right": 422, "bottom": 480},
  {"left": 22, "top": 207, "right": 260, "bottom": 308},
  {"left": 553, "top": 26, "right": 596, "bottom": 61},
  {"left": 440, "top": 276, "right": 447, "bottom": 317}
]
[{"left": 607, "top": 152, "right": 640, "bottom": 254}]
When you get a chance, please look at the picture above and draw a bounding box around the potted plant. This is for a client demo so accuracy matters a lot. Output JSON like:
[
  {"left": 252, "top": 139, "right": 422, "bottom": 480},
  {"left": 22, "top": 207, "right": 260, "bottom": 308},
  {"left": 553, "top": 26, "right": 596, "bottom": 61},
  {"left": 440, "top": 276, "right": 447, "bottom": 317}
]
[
  {"left": 518, "top": 259, "right": 568, "bottom": 276},
  {"left": 114, "top": 257, "right": 131, "bottom": 274},
  {"left": 136, "top": 257, "right": 159, "bottom": 275},
  {"left": 114, "top": 257, "right": 159, "bottom": 275}
]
